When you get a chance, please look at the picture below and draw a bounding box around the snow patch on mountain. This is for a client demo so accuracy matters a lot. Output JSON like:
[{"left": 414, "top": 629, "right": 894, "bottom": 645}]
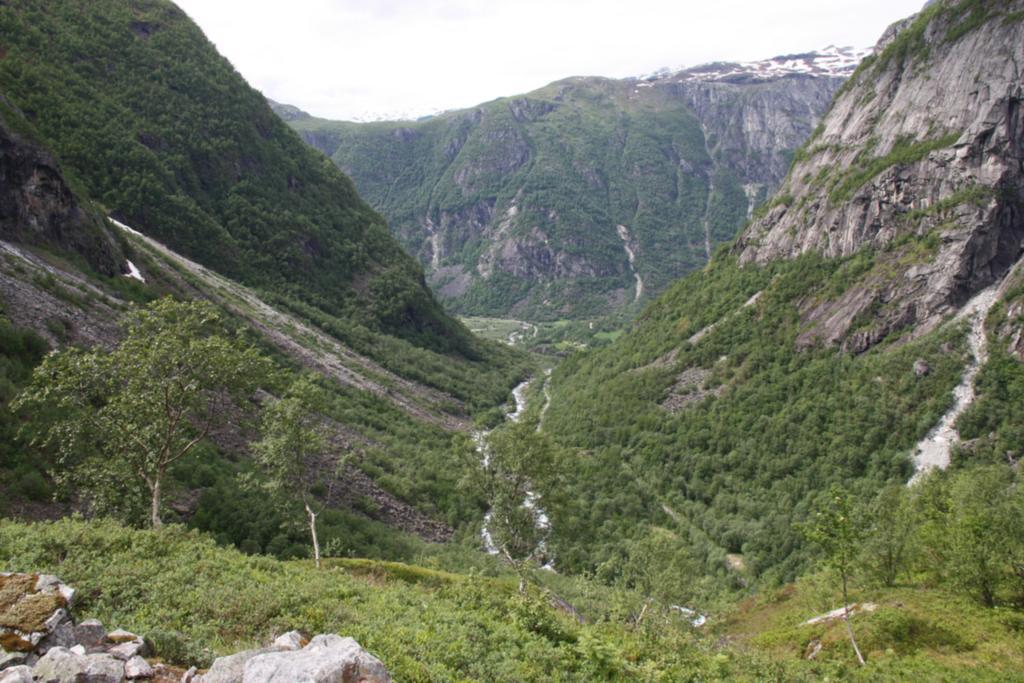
[{"left": 639, "top": 46, "right": 871, "bottom": 84}]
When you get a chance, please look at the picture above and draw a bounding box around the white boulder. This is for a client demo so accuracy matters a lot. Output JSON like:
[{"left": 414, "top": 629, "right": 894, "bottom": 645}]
[{"left": 242, "top": 635, "right": 391, "bottom": 683}]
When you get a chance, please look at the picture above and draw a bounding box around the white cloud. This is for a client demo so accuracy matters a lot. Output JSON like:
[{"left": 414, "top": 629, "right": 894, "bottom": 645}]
[{"left": 174, "top": 0, "right": 926, "bottom": 121}]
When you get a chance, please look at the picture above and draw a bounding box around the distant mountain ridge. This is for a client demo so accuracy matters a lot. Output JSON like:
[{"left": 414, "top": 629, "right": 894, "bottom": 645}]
[{"left": 272, "top": 48, "right": 854, "bottom": 320}]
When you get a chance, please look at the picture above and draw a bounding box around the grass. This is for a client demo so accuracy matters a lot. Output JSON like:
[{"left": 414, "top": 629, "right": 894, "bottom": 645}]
[
  {"left": 2, "top": 518, "right": 1020, "bottom": 680},
  {"left": 459, "top": 316, "right": 532, "bottom": 344},
  {"left": 722, "top": 572, "right": 1024, "bottom": 680}
]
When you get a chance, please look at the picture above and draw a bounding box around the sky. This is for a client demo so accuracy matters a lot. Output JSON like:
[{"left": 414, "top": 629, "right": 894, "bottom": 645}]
[{"left": 173, "top": 0, "right": 925, "bottom": 122}]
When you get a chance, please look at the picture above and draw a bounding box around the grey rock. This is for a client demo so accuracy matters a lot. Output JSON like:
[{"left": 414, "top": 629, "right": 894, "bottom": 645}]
[
  {"left": 108, "top": 641, "right": 145, "bottom": 661},
  {"left": 0, "top": 652, "right": 28, "bottom": 672},
  {"left": 34, "top": 576, "right": 76, "bottom": 608},
  {"left": 198, "top": 648, "right": 274, "bottom": 683},
  {"left": 271, "top": 631, "right": 305, "bottom": 651},
  {"left": 33, "top": 647, "right": 125, "bottom": 683},
  {"left": 38, "top": 620, "right": 76, "bottom": 655},
  {"left": 913, "top": 359, "right": 931, "bottom": 377},
  {"left": 70, "top": 645, "right": 87, "bottom": 656},
  {"left": 124, "top": 656, "right": 153, "bottom": 679},
  {"left": 180, "top": 666, "right": 198, "bottom": 683},
  {"left": 0, "top": 665, "right": 33, "bottom": 683},
  {"left": 75, "top": 619, "right": 108, "bottom": 651},
  {"left": 242, "top": 635, "right": 391, "bottom": 683}
]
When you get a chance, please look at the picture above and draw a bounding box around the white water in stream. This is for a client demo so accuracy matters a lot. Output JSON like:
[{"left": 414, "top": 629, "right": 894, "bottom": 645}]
[
  {"left": 616, "top": 225, "right": 644, "bottom": 302},
  {"left": 479, "top": 379, "right": 554, "bottom": 570},
  {"left": 909, "top": 285, "right": 1001, "bottom": 484}
]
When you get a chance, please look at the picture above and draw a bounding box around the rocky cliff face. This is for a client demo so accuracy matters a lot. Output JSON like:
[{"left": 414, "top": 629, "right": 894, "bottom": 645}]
[
  {"left": 275, "top": 58, "right": 845, "bottom": 320},
  {"left": 0, "top": 107, "right": 122, "bottom": 277},
  {"left": 736, "top": 1, "right": 1024, "bottom": 351}
]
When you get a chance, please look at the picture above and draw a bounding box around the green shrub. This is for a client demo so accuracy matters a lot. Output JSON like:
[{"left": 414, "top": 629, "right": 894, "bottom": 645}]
[{"left": 145, "top": 629, "right": 214, "bottom": 668}]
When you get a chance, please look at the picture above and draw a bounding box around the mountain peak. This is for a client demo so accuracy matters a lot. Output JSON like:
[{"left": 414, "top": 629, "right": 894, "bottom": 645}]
[{"left": 639, "top": 46, "right": 871, "bottom": 84}]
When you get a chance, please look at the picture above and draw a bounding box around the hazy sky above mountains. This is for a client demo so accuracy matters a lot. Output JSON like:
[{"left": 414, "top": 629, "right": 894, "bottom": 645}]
[{"left": 175, "top": 0, "right": 925, "bottom": 121}]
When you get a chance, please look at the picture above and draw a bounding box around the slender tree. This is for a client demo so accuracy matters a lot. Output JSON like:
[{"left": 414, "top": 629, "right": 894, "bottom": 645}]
[
  {"left": 252, "top": 375, "right": 338, "bottom": 569},
  {"left": 15, "top": 298, "right": 268, "bottom": 528},
  {"left": 805, "top": 485, "right": 866, "bottom": 666},
  {"left": 614, "top": 526, "right": 699, "bottom": 626}
]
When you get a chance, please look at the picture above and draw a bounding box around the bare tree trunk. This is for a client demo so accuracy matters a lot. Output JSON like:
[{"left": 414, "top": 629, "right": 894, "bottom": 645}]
[
  {"left": 635, "top": 601, "right": 649, "bottom": 627},
  {"left": 842, "top": 573, "right": 865, "bottom": 666},
  {"left": 150, "top": 476, "right": 163, "bottom": 529},
  {"left": 306, "top": 503, "right": 321, "bottom": 569},
  {"left": 502, "top": 548, "right": 527, "bottom": 594}
]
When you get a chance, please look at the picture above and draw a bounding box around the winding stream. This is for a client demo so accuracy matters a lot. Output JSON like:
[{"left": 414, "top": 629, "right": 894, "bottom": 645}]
[{"left": 478, "top": 378, "right": 554, "bottom": 569}]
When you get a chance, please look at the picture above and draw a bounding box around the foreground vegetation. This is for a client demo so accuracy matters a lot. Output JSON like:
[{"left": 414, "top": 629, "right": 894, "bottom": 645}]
[
  {"left": 0, "top": 518, "right": 771, "bottom": 682},
  {"left": 3, "top": 517, "right": 1020, "bottom": 681},
  {"left": 725, "top": 572, "right": 1024, "bottom": 680}
]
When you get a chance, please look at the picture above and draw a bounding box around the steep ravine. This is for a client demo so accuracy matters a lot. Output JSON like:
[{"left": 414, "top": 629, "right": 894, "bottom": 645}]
[{"left": 111, "top": 219, "right": 471, "bottom": 432}]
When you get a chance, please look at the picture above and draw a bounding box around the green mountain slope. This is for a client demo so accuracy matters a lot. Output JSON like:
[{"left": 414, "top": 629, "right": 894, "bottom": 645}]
[
  {"left": 0, "top": 0, "right": 532, "bottom": 562},
  {"left": 536, "top": 0, "right": 1024, "bottom": 587},
  {"left": 0, "top": 0, "right": 480, "bottom": 357},
  {"left": 276, "top": 66, "right": 842, "bottom": 320}
]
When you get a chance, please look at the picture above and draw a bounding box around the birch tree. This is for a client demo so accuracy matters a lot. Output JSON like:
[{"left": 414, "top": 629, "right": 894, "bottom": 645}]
[
  {"left": 15, "top": 297, "right": 267, "bottom": 527},
  {"left": 805, "top": 485, "right": 866, "bottom": 666},
  {"left": 251, "top": 375, "right": 337, "bottom": 569}
]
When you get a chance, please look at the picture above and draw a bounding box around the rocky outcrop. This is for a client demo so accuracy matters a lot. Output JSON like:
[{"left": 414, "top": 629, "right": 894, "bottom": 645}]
[
  {"left": 1, "top": 575, "right": 392, "bottom": 683},
  {"left": 736, "top": 1, "right": 1024, "bottom": 350},
  {"left": 240, "top": 635, "right": 390, "bottom": 683},
  {"left": 0, "top": 573, "right": 150, "bottom": 681},
  {"left": 0, "top": 110, "right": 122, "bottom": 277},
  {"left": 0, "top": 240, "right": 125, "bottom": 350},
  {"left": 0, "top": 573, "right": 76, "bottom": 656}
]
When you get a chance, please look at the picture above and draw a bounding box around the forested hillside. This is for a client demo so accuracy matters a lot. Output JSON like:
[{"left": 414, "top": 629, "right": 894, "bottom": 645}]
[
  {"left": 276, "top": 60, "right": 843, "bottom": 320},
  {"left": 0, "top": 0, "right": 483, "bottom": 357},
  {"left": 538, "top": 0, "right": 1024, "bottom": 591}
]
